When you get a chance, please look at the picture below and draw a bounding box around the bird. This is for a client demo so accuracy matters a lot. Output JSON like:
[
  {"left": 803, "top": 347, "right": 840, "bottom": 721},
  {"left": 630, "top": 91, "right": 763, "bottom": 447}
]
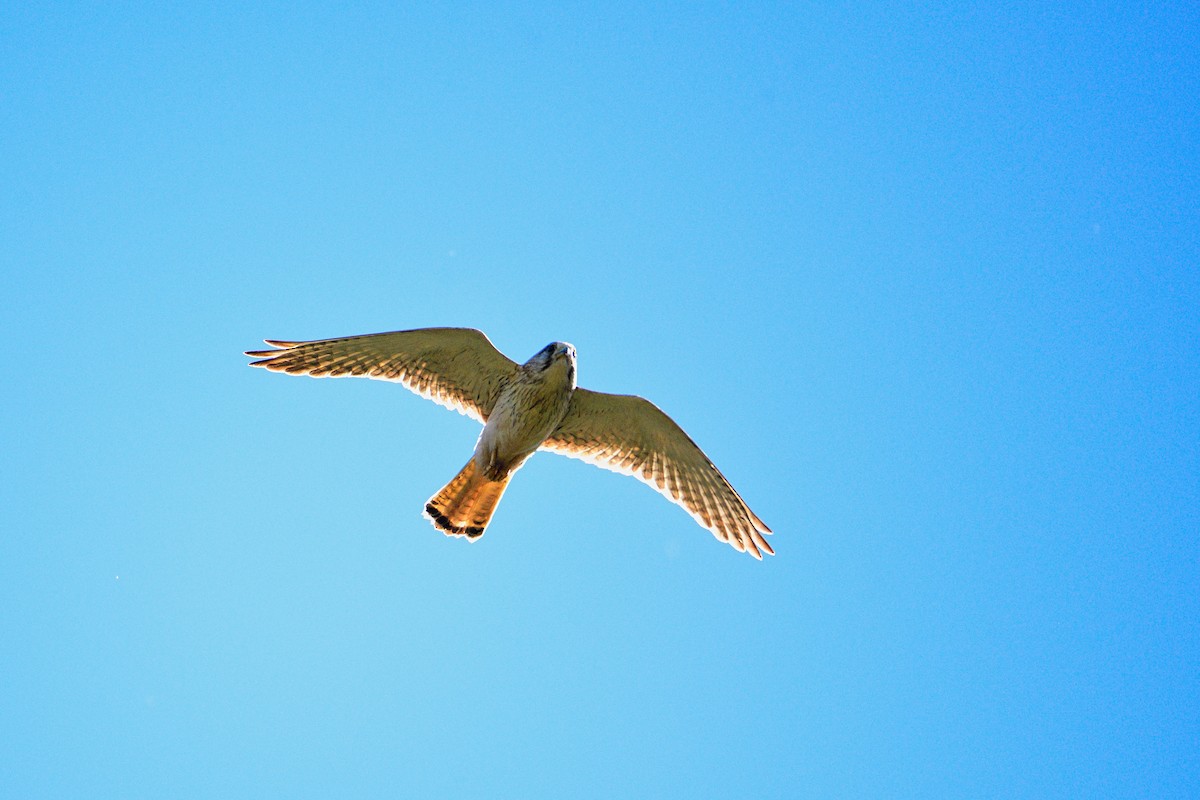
[{"left": 245, "top": 328, "right": 773, "bottom": 558}]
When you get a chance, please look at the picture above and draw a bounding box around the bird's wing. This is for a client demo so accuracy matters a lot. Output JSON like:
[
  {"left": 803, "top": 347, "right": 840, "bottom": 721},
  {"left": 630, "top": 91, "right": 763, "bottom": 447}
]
[
  {"left": 246, "top": 328, "right": 518, "bottom": 423},
  {"left": 541, "top": 388, "right": 773, "bottom": 558}
]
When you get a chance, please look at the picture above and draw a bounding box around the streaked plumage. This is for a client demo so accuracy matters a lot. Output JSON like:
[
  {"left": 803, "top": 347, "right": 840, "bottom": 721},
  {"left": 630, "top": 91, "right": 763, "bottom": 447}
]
[{"left": 246, "top": 327, "right": 773, "bottom": 558}]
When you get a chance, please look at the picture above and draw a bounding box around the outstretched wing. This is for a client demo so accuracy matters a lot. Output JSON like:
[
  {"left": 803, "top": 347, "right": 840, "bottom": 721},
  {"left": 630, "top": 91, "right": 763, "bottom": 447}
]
[
  {"left": 246, "top": 328, "right": 518, "bottom": 423},
  {"left": 541, "top": 388, "right": 773, "bottom": 559}
]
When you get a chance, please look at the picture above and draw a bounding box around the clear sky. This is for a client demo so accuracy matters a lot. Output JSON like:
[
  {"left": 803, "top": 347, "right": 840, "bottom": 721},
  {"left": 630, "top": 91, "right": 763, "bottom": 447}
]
[{"left": 2, "top": 3, "right": 1197, "bottom": 797}]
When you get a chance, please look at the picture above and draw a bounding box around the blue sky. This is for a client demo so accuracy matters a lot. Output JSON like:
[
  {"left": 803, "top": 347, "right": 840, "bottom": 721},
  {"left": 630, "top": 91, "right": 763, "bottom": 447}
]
[{"left": 2, "top": 2, "right": 1197, "bottom": 797}]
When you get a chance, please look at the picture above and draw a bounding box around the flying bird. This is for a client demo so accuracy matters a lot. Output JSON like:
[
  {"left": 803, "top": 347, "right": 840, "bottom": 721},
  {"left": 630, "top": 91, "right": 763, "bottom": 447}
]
[{"left": 245, "top": 328, "right": 773, "bottom": 558}]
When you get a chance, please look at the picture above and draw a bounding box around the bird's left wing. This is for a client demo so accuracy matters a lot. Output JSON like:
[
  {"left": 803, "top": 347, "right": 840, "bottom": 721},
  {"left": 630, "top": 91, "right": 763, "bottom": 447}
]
[
  {"left": 541, "top": 388, "right": 773, "bottom": 558},
  {"left": 246, "top": 327, "right": 518, "bottom": 423}
]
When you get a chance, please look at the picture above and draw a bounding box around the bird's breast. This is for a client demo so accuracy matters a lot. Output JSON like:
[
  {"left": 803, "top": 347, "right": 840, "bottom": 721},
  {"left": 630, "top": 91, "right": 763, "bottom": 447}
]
[{"left": 476, "top": 369, "right": 574, "bottom": 473}]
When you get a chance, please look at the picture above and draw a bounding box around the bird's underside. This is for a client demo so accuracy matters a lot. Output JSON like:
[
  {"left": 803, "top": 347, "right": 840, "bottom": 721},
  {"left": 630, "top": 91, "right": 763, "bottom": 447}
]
[{"left": 246, "top": 327, "right": 773, "bottom": 558}]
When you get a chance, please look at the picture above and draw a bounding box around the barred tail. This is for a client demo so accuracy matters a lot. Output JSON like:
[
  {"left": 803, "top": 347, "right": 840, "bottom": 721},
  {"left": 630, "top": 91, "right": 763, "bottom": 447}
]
[{"left": 423, "top": 458, "right": 511, "bottom": 540}]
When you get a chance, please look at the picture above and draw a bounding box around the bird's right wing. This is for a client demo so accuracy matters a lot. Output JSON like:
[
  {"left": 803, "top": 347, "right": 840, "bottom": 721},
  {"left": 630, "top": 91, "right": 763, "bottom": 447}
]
[
  {"left": 541, "top": 388, "right": 773, "bottom": 558},
  {"left": 246, "top": 327, "right": 518, "bottom": 423}
]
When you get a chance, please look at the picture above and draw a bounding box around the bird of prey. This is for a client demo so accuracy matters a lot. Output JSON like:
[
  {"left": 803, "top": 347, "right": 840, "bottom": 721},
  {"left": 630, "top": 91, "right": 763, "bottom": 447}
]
[{"left": 245, "top": 328, "right": 773, "bottom": 558}]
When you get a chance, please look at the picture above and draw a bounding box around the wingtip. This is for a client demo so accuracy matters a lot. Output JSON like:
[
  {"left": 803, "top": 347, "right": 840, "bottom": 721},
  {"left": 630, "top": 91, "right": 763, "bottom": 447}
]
[
  {"left": 246, "top": 339, "right": 296, "bottom": 363},
  {"left": 751, "top": 527, "right": 774, "bottom": 557}
]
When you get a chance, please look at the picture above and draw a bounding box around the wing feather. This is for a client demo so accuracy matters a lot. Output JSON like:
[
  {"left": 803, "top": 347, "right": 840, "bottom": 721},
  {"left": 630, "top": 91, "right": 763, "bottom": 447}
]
[
  {"left": 246, "top": 327, "right": 517, "bottom": 423},
  {"left": 541, "top": 388, "right": 773, "bottom": 558}
]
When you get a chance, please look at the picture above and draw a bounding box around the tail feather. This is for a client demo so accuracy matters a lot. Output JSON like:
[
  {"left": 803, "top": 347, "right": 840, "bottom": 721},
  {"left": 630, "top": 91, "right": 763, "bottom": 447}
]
[{"left": 424, "top": 458, "right": 511, "bottom": 540}]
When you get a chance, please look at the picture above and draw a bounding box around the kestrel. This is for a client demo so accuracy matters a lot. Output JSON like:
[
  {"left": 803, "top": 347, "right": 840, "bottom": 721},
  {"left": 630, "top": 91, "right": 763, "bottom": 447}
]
[{"left": 245, "top": 328, "right": 773, "bottom": 558}]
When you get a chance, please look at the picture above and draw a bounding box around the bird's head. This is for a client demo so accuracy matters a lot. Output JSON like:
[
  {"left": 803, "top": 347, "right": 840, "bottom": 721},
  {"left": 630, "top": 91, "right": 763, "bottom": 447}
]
[{"left": 527, "top": 341, "right": 577, "bottom": 385}]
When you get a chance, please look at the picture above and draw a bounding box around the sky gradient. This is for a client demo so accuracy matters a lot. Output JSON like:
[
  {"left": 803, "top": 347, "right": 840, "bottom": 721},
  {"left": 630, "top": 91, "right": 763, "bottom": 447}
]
[{"left": 2, "top": 3, "right": 1197, "bottom": 797}]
